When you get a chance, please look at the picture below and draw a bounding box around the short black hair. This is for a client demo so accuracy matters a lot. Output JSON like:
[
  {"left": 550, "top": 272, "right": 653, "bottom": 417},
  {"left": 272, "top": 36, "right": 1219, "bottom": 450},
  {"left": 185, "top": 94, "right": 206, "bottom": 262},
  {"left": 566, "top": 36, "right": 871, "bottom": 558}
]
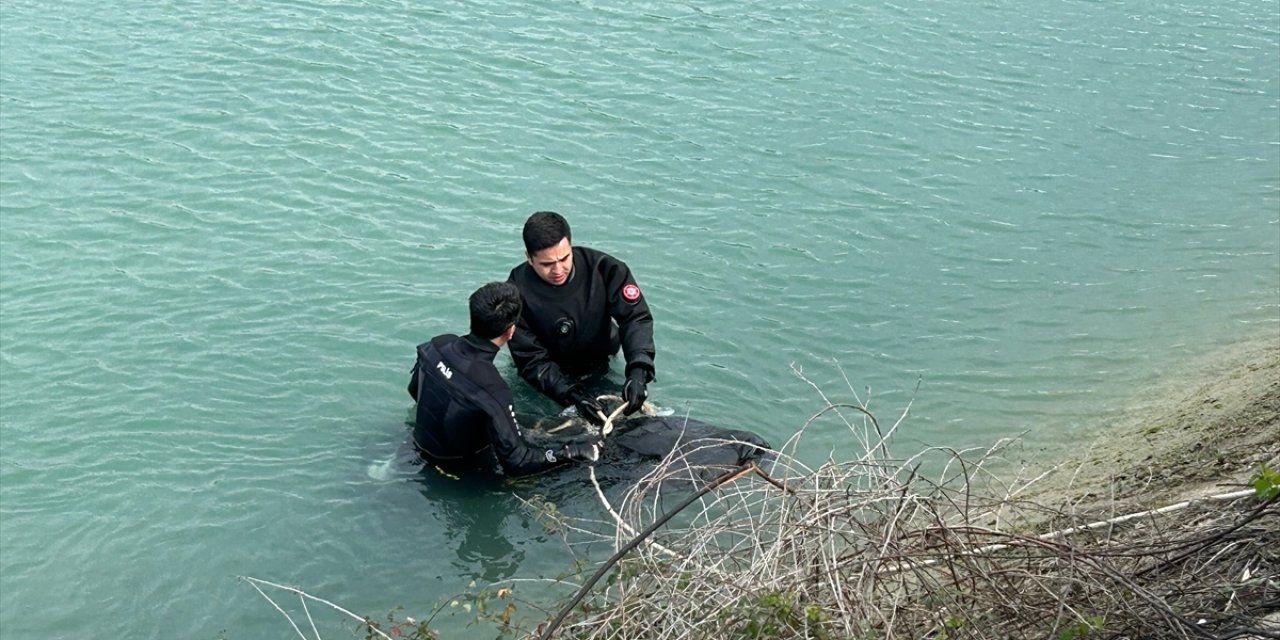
[
  {"left": 523, "top": 211, "right": 571, "bottom": 254},
  {"left": 469, "top": 282, "right": 522, "bottom": 339}
]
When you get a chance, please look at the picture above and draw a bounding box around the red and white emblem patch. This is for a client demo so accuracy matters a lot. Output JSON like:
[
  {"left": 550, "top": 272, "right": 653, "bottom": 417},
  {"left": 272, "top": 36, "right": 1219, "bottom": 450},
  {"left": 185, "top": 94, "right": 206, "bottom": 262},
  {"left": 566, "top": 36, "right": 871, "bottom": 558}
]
[{"left": 622, "top": 283, "right": 641, "bottom": 302}]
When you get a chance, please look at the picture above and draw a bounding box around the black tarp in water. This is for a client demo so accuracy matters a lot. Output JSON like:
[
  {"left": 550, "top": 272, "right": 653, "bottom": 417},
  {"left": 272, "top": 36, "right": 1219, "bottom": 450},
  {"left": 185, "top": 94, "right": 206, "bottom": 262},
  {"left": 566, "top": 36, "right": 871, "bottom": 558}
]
[
  {"left": 522, "top": 413, "right": 772, "bottom": 484},
  {"left": 402, "top": 411, "right": 773, "bottom": 490},
  {"left": 399, "top": 412, "right": 773, "bottom": 580}
]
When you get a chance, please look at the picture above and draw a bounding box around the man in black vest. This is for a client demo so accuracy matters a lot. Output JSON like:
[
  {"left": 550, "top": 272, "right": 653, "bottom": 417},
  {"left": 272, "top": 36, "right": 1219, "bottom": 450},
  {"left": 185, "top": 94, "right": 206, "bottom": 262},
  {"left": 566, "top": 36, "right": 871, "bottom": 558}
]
[
  {"left": 506, "top": 211, "right": 656, "bottom": 425},
  {"left": 408, "top": 281, "right": 599, "bottom": 477}
]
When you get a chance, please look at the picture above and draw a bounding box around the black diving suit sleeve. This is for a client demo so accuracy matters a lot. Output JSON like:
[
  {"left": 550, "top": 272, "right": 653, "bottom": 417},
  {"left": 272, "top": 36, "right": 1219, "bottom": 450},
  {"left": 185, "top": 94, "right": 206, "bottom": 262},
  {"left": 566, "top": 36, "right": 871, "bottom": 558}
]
[
  {"left": 475, "top": 375, "right": 566, "bottom": 476},
  {"left": 602, "top": 257, "right": 656, "bottom": 378}
]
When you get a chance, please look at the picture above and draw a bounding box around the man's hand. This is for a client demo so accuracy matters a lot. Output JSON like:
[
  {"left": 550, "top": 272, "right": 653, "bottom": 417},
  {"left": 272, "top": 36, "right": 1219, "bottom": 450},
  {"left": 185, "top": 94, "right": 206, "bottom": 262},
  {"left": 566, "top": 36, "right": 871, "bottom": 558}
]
[
  {"left": 560, "top": 441, "right": 600, "bottom": 463},
  {"left": 569, "top": 390, "right": 607, "bottom": 426},
  {"left": 622, "top": 367, "right": 649, "bottom": 415}
]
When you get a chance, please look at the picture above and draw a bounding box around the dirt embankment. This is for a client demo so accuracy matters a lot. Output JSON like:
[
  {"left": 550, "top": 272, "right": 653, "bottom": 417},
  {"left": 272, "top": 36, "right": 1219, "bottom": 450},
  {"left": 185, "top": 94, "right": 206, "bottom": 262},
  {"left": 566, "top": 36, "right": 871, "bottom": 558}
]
[{"left": 1024, "top": 335, "right": 1280, "bottom": 516}]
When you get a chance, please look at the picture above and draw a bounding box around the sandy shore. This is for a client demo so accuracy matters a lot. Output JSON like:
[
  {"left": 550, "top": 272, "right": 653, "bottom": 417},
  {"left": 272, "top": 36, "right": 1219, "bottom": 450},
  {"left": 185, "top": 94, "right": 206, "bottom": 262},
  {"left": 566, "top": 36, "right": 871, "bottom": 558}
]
[{"left": 1021, "top": 330, "right": 1279, "bottom": 516}]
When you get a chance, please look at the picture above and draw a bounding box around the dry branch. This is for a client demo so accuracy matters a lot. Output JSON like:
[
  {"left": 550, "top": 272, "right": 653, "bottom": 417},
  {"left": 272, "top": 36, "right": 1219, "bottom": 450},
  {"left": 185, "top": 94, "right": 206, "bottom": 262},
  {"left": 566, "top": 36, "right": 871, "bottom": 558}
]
[{"left": 536, "top": 380, "right": 1279, "bottom": 640}]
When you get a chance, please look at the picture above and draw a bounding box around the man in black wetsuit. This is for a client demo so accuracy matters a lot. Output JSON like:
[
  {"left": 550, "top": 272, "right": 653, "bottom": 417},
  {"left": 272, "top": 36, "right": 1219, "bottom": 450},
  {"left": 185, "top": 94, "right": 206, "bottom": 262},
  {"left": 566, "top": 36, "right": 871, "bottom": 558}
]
[
  {"left": 408, "top": 281, "right": 599, "bottom": 477},
  {"left": 506, "top": 211, "right": 656, "bottom": 425}
]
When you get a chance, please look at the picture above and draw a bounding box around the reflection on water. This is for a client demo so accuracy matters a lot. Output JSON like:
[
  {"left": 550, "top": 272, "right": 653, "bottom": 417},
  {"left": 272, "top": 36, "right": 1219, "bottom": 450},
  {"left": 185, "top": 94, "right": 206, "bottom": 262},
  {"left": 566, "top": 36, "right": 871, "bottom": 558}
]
[
  {"left": 424, "top": 474, "right": 527, "bottom": 584},
  {"left": 403, "top": 445, "right": 527, "bottom": 584}
]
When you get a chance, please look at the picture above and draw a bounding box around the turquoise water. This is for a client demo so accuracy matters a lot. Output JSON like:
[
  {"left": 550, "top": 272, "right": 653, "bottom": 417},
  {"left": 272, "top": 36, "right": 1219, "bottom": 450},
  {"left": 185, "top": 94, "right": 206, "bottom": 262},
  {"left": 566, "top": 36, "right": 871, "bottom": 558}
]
[{"left": 1, "top": 0, "right": 1276, "bottom": 636}]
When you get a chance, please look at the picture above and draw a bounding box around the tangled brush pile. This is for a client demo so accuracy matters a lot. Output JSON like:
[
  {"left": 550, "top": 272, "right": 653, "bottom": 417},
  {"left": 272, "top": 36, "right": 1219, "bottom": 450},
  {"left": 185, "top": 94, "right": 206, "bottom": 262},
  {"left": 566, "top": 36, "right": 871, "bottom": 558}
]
[{"left": 539, "top": 380, "right": 1278, "bottom": 640}]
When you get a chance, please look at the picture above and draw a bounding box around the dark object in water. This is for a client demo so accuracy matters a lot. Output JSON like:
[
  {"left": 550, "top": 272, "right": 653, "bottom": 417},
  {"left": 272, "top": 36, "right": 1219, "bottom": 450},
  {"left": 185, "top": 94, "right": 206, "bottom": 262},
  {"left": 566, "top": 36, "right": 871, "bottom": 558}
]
[
  {"left": 603, "top": 415, "right": 770, "bottom": 482},
  {"left": 518, "top": 413, "right": 773, "bottom": 490},
  {"left": 403, "top": 409, "right": 772, "bottom": 492}
]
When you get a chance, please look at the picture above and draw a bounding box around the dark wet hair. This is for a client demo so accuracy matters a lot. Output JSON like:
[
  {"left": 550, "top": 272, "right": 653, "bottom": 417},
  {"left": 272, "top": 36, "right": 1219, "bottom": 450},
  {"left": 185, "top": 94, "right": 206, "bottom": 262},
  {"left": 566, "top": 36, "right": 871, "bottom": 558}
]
[
  {"left": 522, "top": 211, "right": 572, "bottom": 254},
  {"left": 469, "top": 282, "right": 522, "bottom": 339}
]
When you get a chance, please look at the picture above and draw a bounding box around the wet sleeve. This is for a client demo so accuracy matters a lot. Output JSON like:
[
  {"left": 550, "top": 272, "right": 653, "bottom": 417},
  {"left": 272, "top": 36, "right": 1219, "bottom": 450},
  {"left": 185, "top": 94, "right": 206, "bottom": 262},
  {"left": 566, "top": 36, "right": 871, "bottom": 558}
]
[
  {"left": 505, "top": 290, "right": 577, "bottom": 404},
  {"left": 603, "top": 257, "right": 656, "bottom": 378},
  {"left": 478, "top": 377, "right": 565, "bottom": 477}
]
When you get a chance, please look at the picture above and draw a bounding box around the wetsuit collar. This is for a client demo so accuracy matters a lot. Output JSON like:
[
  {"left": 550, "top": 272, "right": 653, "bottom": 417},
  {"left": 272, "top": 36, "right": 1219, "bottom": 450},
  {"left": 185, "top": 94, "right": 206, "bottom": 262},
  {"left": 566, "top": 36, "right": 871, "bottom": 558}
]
[
  {"left": 463, "top": 333, "right": 500, "bottom": 354},
  {"left": 562, "top": 262, "right": 576, "bottom": 286}
]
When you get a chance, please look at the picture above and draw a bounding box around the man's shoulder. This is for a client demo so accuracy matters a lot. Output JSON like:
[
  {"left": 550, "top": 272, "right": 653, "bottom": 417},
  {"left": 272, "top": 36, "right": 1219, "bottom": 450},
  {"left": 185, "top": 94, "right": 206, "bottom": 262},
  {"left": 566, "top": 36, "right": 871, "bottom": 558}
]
[
  {"left": 576, "top": 245, "right": 626, "bottom": 269},
  {"left": 420, "top": 333, "right": 460, "bottom": 351},
  {"left": 508, "top": 261, "right": 536, "bottom": 285},
  {"left": 467, "top": 356, "right": 511, "bottom": 395},
  {"left": 427, "top": 335, "right": 507, "bottom": 390}
]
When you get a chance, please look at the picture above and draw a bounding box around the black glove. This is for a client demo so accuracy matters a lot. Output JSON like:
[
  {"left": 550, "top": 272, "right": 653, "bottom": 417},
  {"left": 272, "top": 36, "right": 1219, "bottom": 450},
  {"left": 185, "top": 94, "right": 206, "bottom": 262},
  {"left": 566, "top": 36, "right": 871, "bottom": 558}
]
[
  {"left": 560, "top": 441, "right": 600, "bottom": 463},
  {"left": 622, "top": 367, "right": 650, "bottom": 415},
  {"left": 568, "top": 390, "right": 606, "bottom": 426}
]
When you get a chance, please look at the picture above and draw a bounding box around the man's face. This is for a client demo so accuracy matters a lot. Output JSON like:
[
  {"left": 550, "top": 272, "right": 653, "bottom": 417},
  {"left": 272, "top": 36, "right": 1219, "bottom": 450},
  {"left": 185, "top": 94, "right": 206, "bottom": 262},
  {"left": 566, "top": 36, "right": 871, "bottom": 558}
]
[{"left": 528, "top": 237, "right": 573, "bottom": 286}]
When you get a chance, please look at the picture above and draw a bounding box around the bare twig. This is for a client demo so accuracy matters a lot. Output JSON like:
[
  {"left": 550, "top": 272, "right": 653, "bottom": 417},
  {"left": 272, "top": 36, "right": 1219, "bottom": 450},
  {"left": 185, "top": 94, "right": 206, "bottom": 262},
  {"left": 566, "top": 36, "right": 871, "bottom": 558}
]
[
  {"left": 241, "top": 577, "right": 394, "bottom": 640},
  {"left": 538, "top": 463, "right": 758, "bottom": 640}
]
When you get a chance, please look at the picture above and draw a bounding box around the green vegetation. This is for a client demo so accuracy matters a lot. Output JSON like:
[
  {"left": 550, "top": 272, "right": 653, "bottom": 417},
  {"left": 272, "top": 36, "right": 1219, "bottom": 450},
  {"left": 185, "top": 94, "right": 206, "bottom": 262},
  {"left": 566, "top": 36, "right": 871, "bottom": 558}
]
[
  {"left": 1055, "top": 615, "right": 1105, "bottom": 640},
  {"left": 1252, "top": 462, "right": 1279, "bottom": 501}
]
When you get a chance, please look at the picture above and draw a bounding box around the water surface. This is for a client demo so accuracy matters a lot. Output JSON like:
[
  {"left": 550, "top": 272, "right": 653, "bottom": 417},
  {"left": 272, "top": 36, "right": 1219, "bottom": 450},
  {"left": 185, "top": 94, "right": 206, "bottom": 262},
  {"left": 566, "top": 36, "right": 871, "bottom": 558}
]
[{"left": 1, "top": 0, "right": 1277, "bottom": 637}]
